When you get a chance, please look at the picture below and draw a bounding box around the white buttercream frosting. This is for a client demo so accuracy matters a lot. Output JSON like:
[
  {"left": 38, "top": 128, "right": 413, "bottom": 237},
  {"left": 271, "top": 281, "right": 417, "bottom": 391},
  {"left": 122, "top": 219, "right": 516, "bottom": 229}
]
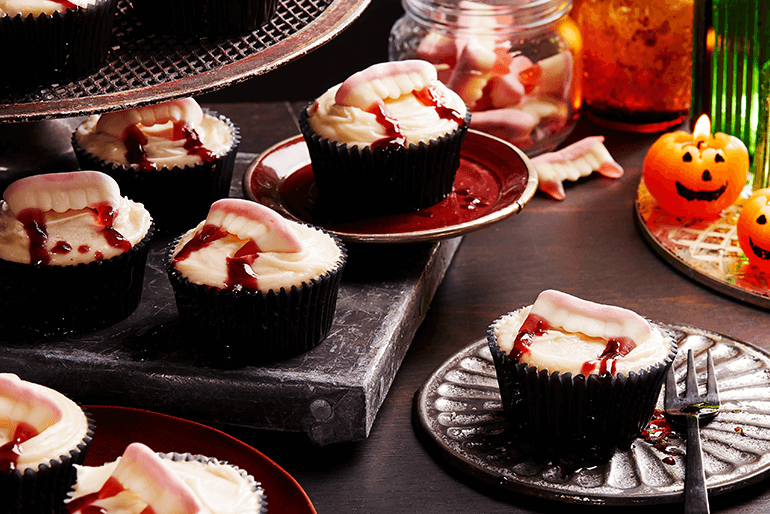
[
  {"left": 0, "top": 374, "right": 89, "bottom": 472},
  {"left": 0, "top": 195, "right": 152, "bottom": 266},
  {"left": 68, "top": 454, "right": 263, "bottom": 514},
  {"left": 307, "top": 81, "right": 467, "bottom": 148},
  {"left": 492, "top": 305, "right": 673, "bottom": 377},
  {"left": 172, "top": 219, "right": 342, "bottom": 293},
  {"left": 74, "top": 113, "right": 234, "bottom": 169},
  {"left": 0, "top": 0, "right": 97, "bottom": 16}
]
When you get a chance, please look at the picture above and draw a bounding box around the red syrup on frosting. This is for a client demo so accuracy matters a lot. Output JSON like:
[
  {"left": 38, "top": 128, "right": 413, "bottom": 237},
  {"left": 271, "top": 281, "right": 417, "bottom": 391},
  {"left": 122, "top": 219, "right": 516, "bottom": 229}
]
[
  {"left": 173, "top": 225, "right": 261, "bottom": 291},
  {"left": 368, "top": 103, "right": 407, "bottom": 150},
  {"left": 65, "top": 476, "right": 154, "bottom": 514},
  {"left": 0, "top": 421, "right": 40, "bottom": 472},
  {"left": 17, "top": 208, "right": 50, "bottom": 267},
  {"left": 510, "top": 314, "right": 550, "bottom": 360},
  {"left": 51, "top": 241, "right": 72, "bottom": 254},
  {"left": 581, "top": 337, "right": 637, "bottom": 376},
  {"left": 53, "top": 0, "right": 78, "bottom": 9},
  {"left": 413, "top": 86, "right": 466, "bottom": 126},
  {"left": 122, "top": 121, "right": 215, "bottom": 170}
]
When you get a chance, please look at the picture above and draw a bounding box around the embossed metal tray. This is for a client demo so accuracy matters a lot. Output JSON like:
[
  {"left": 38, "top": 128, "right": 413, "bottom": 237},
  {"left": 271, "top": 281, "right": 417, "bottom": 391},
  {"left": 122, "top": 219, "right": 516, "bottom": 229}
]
[{"left": 414, "top": 324, "right": 770, "bottom": 506}]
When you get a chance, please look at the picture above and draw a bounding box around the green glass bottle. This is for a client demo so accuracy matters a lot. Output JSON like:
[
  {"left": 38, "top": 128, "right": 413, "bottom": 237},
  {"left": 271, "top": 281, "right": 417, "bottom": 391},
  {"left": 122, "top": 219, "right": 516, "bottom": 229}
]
[{"left": 707, "top": 0, "right": 770, "bottom": 157}]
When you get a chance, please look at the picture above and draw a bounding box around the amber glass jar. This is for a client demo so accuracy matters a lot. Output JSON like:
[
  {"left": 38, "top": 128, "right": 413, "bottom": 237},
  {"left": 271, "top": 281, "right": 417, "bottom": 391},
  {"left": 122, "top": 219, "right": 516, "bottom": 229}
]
[
  {"left": 574, "top": 0, "right": 694, "bottom": 132},
  {"left": 389, "top": 0, "right": 582, "bottom": 157}
]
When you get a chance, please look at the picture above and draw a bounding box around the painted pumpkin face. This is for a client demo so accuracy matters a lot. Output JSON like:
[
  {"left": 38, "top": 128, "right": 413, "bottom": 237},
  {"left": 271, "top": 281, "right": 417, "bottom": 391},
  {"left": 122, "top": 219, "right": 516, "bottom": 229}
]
[
  {"left": 643, "top": 127, "right": 749, "bottom": 219},
  {"left": 737, "top": 188, "right": 770, "bottom": 274}
]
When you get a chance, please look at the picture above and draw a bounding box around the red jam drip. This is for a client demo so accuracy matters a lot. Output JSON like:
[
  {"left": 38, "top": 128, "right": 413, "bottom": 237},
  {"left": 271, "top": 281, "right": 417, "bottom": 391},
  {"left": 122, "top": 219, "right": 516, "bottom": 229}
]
[
  {"left": 174, "top": 225, "right": 262, "bottom": 291},
  {"left": 225, "top": 240, "right": 261, "bottom": 291},
  {"left": 91, "top": 203, "right": 132, "bottom": 253},
  {"left": 510, "top": 314, "right": 550, "bottom": 361},
  {"left": 123, "top": 125, "right": 154, "bottom": 171},
  {"left": 78, "top": 245, "right": 90, "bottom": 254},
  {"left": 173, "top": 121, "right": 216, "bottom": 163},
  {"left": 0, "top": 422, "right": 39, "bottom": 472},
  {"left": 51, "top": 241, "right": 72, "bottom": 254},
  {"left": 413, "top": 86, "right": 466, "bottom": 126},
  {"left": 17, "top": 208, "right": 49, "bottom": 267},
  {"left": 53, "top": 0, "right": 78, "bottom": 9},
  {"left": 368, "top": 103, "right": 407, "bottom": 149},
  {"left": 66, "top": 476, "right": 158, "bottom": 514},
  {"left": 580, "top": 337, "right": 636, "bottom": 376}
]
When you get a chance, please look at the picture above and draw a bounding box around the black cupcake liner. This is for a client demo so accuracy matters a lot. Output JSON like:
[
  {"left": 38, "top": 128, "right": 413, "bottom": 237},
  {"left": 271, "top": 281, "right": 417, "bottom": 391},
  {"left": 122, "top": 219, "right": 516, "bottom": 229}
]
[
  {"left": 0, "top": 223, "right": 154, "bottom": 337},
  {"left": 166, "top": 229, "right": 346, "bottom": 368},
  {"left": 131, "top": 0, "right": 278, "bottom": 36},
  {"left": 487, "top": 318, "right": 678, "bottom": 462},
  {"left": 72, "top": 111, "right": 240, "bottom": 236},
  {"left": 299, "top": 103, "right": 471, "bottom": 220},
  {"left": 0, "top": 0, "right": 118, "bottom": 89},
  {"left": 159, "top": 452, "right": 267, "bottom": 513},
  {"left": 1, "top": 407, "right": 94, "bottom": 514}
]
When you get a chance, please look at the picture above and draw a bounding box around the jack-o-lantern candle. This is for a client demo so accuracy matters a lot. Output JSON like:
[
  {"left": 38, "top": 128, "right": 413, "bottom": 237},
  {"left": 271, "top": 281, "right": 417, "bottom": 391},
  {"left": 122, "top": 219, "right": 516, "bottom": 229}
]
[
  {"left": 643, "top": 114, "right": 749, "bottom": 219},
  {"left": 738, "top": 188, "right": 770, "bottom": 274}
]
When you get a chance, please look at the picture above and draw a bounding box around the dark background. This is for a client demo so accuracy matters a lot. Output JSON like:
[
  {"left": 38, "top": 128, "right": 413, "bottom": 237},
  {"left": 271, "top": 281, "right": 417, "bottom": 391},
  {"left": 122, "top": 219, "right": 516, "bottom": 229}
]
[{"left": 199, "top": 0, "right": 406, "bottom": 103}]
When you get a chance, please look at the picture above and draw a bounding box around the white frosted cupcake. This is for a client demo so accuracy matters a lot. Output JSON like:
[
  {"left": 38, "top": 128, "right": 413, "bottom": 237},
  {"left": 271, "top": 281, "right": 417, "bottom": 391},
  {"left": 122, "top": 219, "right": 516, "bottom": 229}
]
[
  {"left": 487, "top": 290, "right": 677, "bottom": 463},
  {"left": 299, "top": 59, "right": 470, "bottom": 219},
  {"left": 72, "top": 98, "right": 240, "bottom": 234},
  {"left": 66, "top": 442, "right": 266, "bottom": 513},
  {"left": 0, "top": 0, "right": 118, "bottom": 88},
  {"left": 167, "top": 198, "right": 346, "bottom": 367},
  {"left": 0, "top": 374, "right": 94, "bottom": 514},
  {"left": 0, "top": 171, "right": 154, "bottom": 335}
]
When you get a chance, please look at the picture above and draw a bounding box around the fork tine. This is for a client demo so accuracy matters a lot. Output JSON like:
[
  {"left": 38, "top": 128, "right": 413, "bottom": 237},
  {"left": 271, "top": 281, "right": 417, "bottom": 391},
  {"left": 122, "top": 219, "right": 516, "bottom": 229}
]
[
  {"left": 685, "top": 349, "right": 699, "bottom": 397},
  {"left": 706, "top": 348, "right": 719, "bottom": 405},
  {"left": 665, "top": 355, "right": 679, "bottom": 404}
]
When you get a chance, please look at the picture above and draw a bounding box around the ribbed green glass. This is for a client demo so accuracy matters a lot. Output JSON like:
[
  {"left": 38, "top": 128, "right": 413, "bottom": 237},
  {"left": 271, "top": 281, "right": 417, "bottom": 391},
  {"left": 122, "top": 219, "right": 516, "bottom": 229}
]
[
  {"left": 709, "top": 0, "right": 770, "bottom": 157},
  {"left": 754, "top": 60, "right": 770, "bottom": 190}
]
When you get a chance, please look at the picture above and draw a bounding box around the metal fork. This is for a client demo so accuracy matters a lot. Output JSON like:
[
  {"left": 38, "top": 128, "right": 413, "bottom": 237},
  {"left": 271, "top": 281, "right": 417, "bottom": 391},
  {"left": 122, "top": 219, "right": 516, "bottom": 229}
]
[{"left": 664, "top": 348, "right": 720, "bottom": 514}]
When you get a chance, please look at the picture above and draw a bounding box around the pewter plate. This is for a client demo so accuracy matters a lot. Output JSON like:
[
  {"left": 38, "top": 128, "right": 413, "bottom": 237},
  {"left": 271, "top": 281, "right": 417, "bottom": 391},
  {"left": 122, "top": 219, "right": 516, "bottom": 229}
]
[{"left": 414, "top": 323, "right": 770, "bottom": 506}]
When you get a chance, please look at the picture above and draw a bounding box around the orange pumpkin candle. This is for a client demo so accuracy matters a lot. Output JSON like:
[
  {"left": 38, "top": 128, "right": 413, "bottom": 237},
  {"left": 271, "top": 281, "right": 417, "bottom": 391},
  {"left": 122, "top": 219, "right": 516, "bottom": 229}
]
[
  {"left": 737, "top": 188, "right": 770, "bottom": 274},
  {"left": 642, "top": 114, "right": 749, "bottom": 219}
]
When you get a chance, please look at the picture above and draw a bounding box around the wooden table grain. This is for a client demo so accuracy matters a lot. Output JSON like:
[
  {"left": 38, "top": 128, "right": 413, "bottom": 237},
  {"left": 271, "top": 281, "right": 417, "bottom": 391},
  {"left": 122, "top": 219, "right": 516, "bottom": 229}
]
[{"left": 206, "top": 101, "right": 770, "bottom": 514}]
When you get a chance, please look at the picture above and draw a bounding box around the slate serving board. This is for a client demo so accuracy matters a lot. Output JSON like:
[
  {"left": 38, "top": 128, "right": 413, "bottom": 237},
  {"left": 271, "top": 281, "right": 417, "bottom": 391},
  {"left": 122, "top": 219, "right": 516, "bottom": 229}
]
[{"left": 0, "top": 153, "right": 461, "bottom": 445}]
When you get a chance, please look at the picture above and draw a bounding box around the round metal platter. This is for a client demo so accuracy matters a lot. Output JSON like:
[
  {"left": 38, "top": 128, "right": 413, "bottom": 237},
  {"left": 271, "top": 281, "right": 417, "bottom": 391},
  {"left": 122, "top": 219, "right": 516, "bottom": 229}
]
[
  {"left": 0, "top": 0, "right": 370, "bottom": 122},
  {"left": 635, "top": 178, "right": 770, "bottom": 310},
  {"left": 414, "top": 323, "right": 770, "bottom": 506},
  {"left": 243, "top": 130, "right": 539, "bottom": 244}
]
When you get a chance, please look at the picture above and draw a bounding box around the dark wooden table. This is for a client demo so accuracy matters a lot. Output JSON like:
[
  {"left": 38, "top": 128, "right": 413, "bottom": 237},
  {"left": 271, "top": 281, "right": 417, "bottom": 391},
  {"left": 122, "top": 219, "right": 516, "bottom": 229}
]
[{"left": 204, "top": 101, "right": 770, "bottom": 513}]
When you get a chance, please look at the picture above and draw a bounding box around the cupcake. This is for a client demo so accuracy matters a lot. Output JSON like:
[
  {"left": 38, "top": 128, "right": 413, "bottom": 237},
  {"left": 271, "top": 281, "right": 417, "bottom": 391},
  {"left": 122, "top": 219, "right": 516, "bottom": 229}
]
[
  {"left": 0, "top": 171, "right": 154, "bottom": 335},
  {"left": 299, "top": 59, "right": 471, "bottom": 219},
  {"left": 0, "top": 0, "right": 118, "bottom": 88},
  {"left": 487, "top": 290, "right": 677, "bottom": 463},
  {"left": 66, "top": 442, "right": 266, "bottom": 513},
  {"left": 0, "top": 373, "right": 94, "bottom": 514},
  {"left": 130, "top": 0, "right": 277, "bottom": 36},
  {"left": 167, "top": 198, "right": 346, "bottom": 367},
  {"left": 72, "top": 97, "right": 240, "bottom": 234}
]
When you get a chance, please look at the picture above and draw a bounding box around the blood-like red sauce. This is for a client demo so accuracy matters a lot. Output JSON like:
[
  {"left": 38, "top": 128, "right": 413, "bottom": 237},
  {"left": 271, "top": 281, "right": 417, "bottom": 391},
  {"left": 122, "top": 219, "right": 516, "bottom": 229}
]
[
  {"left": 53, "top": 0, "right": 78, "bottom": 9},
  {"left": 0, "top": 422, "right": 40, "bottom": 472},
  {"left": 173, "top": 225, "right": 262, "bottom": 291},
  {"left": 580, "top": 337, "right": 637, "bottom": 376},
  {"left": 65, "top": 476, "right": 156, "bottom": 514},
  {"left": 122, "top": 121, "right": 215, "bottom": 170},
  {"left": 413, "top": 86, "right": 466, "bottom": 126},
  {"left": 510, "top": 314, "right": 550, "bottom": 361},
  {"left": 640, "top": 409, "right": 683, "bottom": 463},
  {"left": 17, "top": 202, "right": 130, "bottom": 266}
]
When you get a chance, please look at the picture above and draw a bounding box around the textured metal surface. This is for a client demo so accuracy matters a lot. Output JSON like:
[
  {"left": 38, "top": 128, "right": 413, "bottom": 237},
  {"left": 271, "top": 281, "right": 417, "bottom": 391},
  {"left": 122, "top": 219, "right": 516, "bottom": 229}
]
[
  {"left": 0, "top": 0, "right": 369, "bottom": 122},
  {"left": 0, "top": 154, "right": 461, "bottom": 445},
  {"left": 414, "top": 324, "right": 770, "bottom": 505}
]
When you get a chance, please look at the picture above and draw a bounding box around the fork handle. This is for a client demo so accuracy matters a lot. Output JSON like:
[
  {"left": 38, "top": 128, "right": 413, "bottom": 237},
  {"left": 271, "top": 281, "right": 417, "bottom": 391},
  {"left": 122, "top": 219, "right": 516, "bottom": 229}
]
[{"left": 684, "top": 415, "right": 710, "bottom": 514}]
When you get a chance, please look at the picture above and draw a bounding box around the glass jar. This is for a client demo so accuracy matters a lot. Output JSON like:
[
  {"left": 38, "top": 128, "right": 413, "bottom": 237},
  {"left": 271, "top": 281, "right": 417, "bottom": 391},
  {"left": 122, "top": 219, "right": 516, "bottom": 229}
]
[
  {"left": 574, "top": 0, "right": 694, "bottom": 133},
  {"left": 389, "top": 0, "right": 582, "bottom": 157}
]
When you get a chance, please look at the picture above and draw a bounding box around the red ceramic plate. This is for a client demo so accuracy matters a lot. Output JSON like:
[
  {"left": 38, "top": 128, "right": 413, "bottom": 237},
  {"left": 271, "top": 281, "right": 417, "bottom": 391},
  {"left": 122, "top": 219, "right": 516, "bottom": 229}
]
[
  {"left": 243, "top": 130, "right": 539, "bottom": 243},
  {"left": 84, "top": 405, "right": 316, "bottom": 514}
]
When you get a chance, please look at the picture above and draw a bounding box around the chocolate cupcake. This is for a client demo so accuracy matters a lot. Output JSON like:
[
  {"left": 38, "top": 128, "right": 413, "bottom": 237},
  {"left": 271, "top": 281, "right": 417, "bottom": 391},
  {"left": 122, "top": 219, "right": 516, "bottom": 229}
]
[
  {"left": 66, "top": 442, "right": 266, "bottom": 513},
  {"left": 0, "top": 373, "right": 94, "bottom": 514},
  {"left": 0, "top": 171, "right": 154, "bottom": 336},
  {"left": 72, "top": 97, "right": 240, "bottom": 235},
  {"left": 0, "top": 0, "right": 118, "bottom": 88},
  {"left": 131, "top": 0, "right": 277, "bottom": 36},
  {"left": 300, "top": 59, "right": 470, "bottom": 220},
  {"left": 487, "top": 290, "right": 677, "bottom": 464},
  {"left": 167, "top": 198, "right": 346, "bottom": 367}
]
